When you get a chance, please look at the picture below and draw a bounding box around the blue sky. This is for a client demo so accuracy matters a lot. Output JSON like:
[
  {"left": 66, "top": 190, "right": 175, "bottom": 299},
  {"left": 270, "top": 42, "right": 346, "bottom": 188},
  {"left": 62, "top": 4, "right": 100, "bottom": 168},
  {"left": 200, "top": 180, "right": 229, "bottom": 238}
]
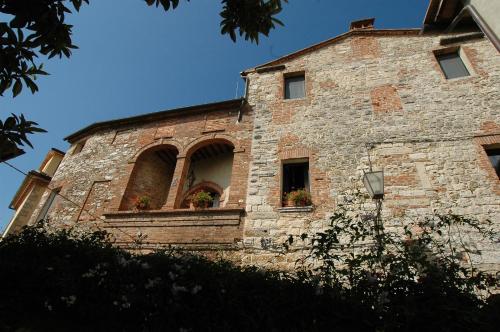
[{"left": 0, "top": 0, "right": 429, "bottom": 232}]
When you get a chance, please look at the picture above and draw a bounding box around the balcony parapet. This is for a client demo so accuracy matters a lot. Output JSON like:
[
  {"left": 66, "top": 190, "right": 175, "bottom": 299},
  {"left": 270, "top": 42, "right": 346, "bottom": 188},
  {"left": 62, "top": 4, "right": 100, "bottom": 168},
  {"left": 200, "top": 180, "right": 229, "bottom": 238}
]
[{"left": 100, "top": 208, "right": 245, "bottom": 249}]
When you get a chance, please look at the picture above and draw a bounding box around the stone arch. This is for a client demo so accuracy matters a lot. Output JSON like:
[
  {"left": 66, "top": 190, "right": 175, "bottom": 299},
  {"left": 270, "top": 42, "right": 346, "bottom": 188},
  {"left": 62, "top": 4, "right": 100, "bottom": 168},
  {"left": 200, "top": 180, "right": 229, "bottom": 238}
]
[
  {"left": 179, "top": 181, "right": 224, "bottom": 208},
  {"left": 129, "top": 139, "right": 183, "bottom": 163},
  {"left": 175, "top": 136, "right": 237, "bottom": 209},
  {"left": 182, "top": 134, "right": 240, "bottom": 158},
  {"left": 120, "top": 143, "right": 180, "bottom": 210}
]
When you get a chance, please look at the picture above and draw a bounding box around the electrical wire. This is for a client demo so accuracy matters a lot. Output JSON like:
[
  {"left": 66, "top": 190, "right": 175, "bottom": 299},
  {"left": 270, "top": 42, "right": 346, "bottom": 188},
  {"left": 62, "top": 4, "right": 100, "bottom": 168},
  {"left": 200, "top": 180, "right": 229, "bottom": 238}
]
[{"left": 2, "top": 160, "right": 139, "bottom": 243}]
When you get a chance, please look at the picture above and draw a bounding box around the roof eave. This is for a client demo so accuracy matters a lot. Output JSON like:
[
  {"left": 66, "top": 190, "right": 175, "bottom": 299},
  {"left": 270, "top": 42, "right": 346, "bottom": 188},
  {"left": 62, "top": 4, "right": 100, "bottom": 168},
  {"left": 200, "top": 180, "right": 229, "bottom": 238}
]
[
  {"left": 65, "top": 98, "right": 245, "bottom": 143},
  {"left": 9, "top": 171, "right": 51, "bottom": 210},
  {"left": 241, "top": 29, "right": 421, "bottom": 76}
]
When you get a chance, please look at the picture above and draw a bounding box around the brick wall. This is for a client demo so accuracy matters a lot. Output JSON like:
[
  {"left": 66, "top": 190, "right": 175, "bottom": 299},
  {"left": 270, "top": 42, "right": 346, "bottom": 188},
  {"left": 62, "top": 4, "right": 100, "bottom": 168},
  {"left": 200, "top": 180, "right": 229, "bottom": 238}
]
[{"left": 33, "top": 103, "right": 254, "bottom": 246}]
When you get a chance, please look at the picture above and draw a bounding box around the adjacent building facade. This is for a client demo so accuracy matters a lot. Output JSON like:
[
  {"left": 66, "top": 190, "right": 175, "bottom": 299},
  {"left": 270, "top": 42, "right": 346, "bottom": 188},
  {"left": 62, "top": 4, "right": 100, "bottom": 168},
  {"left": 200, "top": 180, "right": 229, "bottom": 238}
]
[{"left": 4, "top": 6, "right": 500, "bottom": 272}]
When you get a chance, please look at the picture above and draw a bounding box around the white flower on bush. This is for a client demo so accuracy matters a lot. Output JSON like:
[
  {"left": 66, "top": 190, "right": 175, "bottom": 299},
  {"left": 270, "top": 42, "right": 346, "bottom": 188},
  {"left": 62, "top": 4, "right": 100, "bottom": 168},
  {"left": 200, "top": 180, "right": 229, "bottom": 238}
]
[
  {"left": 145, "top": 277, "right": 162, "bottom": 289},
  {"left": 61, "top": 295, "right": 77, "bottom": 306},
  {"left": 171, "top": 283, "right": 188, "bottom": 295},
  {"left": 44, "top": 300, "right": 53, "bottom": 311},
  {"left": 117, "top": 255, "right": 129, "bottom": 267},
  {"left": 191, "top": 285, "right": 202, "bottom": 294},
  {"left": 82, "top": 263, "right": 108, "bottom": 278}
]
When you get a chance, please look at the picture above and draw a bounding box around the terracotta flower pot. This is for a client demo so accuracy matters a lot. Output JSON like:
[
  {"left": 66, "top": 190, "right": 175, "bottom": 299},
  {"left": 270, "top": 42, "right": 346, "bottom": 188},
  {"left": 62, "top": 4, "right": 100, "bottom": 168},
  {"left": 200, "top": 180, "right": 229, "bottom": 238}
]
[{"left": 193, "top": 201, "right": 209, "bottom": 209}]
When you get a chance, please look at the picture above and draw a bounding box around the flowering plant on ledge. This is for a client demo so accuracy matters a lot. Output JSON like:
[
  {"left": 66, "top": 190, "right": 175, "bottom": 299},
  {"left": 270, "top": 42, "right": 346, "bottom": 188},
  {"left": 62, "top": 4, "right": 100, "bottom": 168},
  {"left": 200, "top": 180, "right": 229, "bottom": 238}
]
[
  {"left": 191, "top": 191, "right": 213, "bottom": 209},
  {"left": 134, "top": 196, "right": 151, "bottom": 210},
  {"left": 286, "top": 189, "right": 312, "bottom": 207}
]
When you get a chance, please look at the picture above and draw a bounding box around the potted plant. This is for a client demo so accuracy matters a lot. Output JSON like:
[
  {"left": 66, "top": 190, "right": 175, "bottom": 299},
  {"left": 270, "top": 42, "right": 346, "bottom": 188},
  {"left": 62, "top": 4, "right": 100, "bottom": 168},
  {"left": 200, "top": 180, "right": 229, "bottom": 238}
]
[
  {"left": 135, "top": 196, "right": 151, "bottom": 210},
  {"left": 191, "top": 190, "right": 213, "bottom": 209},
  {"left": 282, "top": 192, "right": 295, "bottom": 207},
  {"left": 287, "top": 189, "right": 312, "bottom": 207}
]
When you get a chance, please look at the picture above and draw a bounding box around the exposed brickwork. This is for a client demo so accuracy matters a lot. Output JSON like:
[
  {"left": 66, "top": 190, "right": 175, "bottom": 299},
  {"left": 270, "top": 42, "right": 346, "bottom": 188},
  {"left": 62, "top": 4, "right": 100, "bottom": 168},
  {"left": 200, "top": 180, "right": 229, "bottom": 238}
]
[
  {"left": 33, "top": 102, "right": 253, "bottom": 245},
  {"left": 370, "top": 85, "right": 403, "bottom": 113},
  {"left": 474, "top": 134, "right": 500, "bottom": 196},
  {"left": 102, "top": 209, "right": 244, "bottom": 248},
  {"left": 351, "top": 36, "right": 380, "bottom": 59},
  {"left": 120, "top": 150, "right": 176, "bottom": 210}
]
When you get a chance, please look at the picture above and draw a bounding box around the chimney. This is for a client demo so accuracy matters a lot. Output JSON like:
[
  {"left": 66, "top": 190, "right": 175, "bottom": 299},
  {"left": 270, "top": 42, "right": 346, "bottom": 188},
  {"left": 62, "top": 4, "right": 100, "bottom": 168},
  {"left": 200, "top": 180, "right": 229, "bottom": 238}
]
[{"left": 350, "top": 18, "right": 375, "bottom": 31}]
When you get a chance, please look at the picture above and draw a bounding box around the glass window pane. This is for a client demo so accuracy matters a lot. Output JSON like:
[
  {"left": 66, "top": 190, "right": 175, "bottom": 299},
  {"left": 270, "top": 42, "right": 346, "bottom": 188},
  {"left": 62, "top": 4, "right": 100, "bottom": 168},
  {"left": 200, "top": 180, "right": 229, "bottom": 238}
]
[
  {"left": 437, "top": 53, "right": 470, "bottom": 79},
  {"left": 285, "top": 76, "right": 305, "bottom": 99},
  {"left": 486, "top": 149, "right": 500, "bottom": 178},
  {"left": 283, "top": 162, "right": 309, "bottom": 193}
]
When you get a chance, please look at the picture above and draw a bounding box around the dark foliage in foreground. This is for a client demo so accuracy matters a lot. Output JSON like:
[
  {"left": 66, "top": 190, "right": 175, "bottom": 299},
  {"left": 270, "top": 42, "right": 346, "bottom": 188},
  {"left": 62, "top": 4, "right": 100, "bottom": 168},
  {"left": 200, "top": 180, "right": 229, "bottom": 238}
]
[
  {"left": 0, "top": 219, "right": 498, "bottom": 331},
  {"left": 0, "top": 223, "right": 372, "bottom": 332}
]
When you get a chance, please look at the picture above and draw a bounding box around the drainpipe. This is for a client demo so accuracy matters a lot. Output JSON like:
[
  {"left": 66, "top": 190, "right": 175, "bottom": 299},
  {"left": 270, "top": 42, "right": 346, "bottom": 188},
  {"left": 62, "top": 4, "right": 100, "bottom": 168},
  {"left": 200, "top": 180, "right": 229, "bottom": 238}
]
[
  {"left": 446, "top": 4, "right": 500, "bottom": 52},
  {"left": 237, "top": 76, "right": 248, "bottom": 123}
]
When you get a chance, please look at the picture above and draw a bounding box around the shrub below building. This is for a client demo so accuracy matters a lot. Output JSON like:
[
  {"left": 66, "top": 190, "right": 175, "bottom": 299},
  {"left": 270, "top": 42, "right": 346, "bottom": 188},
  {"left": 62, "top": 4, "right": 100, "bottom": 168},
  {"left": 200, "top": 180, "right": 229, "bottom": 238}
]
[{"left": 0, "top": 214, "right": 498, "bottom": 331}]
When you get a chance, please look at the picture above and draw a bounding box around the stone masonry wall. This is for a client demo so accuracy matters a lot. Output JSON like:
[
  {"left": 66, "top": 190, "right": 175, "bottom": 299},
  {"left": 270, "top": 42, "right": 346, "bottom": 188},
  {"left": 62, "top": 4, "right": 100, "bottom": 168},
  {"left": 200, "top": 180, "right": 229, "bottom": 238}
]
[
  {"left": 242, "top": 32, "right": 500, "bottom": 272},
  {"left": 25, "top": 31, "right": 499, "bottom": 274}
]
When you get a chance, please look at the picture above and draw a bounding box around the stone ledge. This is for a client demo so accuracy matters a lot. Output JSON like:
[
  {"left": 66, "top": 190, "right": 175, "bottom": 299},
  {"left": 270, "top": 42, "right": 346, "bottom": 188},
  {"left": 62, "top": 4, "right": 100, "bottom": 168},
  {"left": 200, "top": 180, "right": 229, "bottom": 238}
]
[
  {"left": 102, "top": 208, "right": 245, "bottom": 227},
  {"left": 277, "top": 206, "right": 314, "bottom": 213},
  {"left": 100, "top": 208, "right": 245, "bottom": 247},
  {"left": 113, "top": 242, "right": 242, "bottom": 251}
]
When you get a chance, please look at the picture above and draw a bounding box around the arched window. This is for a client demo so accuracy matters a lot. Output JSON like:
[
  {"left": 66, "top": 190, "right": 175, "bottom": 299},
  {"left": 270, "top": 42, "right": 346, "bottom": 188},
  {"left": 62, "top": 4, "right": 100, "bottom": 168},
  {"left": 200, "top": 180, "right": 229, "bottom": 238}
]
[
  {"left": 181, "top": 141, "right": 234, "bottom": 209},
  {"left": 120, "top": 145, "right": 178, "bottom": 210}
]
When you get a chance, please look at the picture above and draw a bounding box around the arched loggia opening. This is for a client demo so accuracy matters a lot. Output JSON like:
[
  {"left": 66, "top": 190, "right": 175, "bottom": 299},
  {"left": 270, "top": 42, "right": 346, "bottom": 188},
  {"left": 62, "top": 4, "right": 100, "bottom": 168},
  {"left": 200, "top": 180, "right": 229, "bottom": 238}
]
[
  {"left": 120, "top": 145, "right": 178, "bottom": 210},
  {"left": 180, "top": 140, "right": 234, "bottom": 209}
]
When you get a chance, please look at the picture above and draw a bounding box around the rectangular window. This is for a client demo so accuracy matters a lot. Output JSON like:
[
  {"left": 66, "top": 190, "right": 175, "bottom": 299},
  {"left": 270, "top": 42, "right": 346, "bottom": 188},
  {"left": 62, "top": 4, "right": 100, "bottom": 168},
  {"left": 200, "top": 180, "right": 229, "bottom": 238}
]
[
  {"left": 436, "top": 52, "right": 470, "bottom": 79},
  {"left": 486, "top": 148, "right": 500, "bottom": 178},
  {"left": 282, "top": 160, "right": 310, "bottom": 206},
  {"left": 284, "top": 74, "right": 305, "bottom": 99},
  {"left": 37, "top": 188, "right": 60, "bottom": 221}
]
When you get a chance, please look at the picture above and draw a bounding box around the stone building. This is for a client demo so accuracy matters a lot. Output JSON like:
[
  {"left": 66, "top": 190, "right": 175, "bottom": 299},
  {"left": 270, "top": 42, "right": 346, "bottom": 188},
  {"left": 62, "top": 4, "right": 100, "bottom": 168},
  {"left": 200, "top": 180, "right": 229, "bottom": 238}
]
[
  {"left": 3, "top": 148, "right": 64, "bottom": 237},
  {"left": 4, "top": 6, "right": 500, "bottom": 272}
]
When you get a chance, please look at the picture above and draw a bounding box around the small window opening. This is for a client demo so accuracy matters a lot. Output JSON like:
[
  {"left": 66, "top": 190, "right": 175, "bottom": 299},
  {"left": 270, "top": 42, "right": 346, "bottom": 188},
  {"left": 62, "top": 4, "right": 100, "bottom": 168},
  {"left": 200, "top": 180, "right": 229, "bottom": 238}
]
[
  {"left": 282, "top": 160, "right": 310, "bottom": 206},
  {"left": 486, "top": 148, "right": 500, "bottom": 179},
  {"left": 284, "top": 74, "right": 305, "bottom": 99},
  {"left": 37, "top": 188, "right": 61, "bottom": 221},
  {"left": 72, "top": 140, "right": 86, "bottom": 155},
  {"left": 436, "top": 51, "right": 470, "bottom": 79}
]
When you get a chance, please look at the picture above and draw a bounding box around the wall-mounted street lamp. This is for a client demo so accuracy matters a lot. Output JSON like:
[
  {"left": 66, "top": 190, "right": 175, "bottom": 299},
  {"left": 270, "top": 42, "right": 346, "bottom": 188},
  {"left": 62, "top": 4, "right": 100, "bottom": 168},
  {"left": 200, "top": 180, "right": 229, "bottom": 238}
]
[
  {"left": 363, "top": 170, "right": 384, "bottom": 200},
  {"left": 363, "top": 145, "right": 385, "bottom": 259}
]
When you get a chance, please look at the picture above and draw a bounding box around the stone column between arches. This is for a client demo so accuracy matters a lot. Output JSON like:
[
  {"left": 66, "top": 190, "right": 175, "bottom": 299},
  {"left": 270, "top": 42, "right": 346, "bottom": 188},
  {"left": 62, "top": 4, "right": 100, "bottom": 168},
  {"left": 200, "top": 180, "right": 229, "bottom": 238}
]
[
  {"left": 162, "top": 147, "right": 247, "bottom": 210},
  {"left": 163, "top": 155, "right": 188, "bottom": 210}
]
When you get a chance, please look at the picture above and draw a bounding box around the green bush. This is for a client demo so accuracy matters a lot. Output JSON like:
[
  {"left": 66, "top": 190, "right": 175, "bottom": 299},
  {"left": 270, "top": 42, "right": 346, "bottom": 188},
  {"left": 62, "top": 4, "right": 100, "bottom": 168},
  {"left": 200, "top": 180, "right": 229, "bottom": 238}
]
[
  {"left": 284, "top": 192, "right": 499, "bottom": 331},
  {"left": 0, "top": 222, "right": 371, "bottom": 331},
  {"left": 0, "top": 208, "right": 498, "bottom": 331}
]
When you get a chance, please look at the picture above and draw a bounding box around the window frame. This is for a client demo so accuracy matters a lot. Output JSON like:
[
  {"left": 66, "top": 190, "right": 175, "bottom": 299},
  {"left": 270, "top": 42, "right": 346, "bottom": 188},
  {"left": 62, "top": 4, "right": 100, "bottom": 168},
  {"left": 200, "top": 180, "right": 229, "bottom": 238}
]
[
  {"left": 433, "top": 46, "right": 474, "bottom": 80},
  {"left": 280, "top": 158, "right": 311, "bottom": 207},
  {"left": 71, "top": 139, "right": 86, "bottom": 155},
  {"left": 36, "top": 187, "right": 61, "bottom": 221},
  {"left": 484, "top": 145, "right": 500, "bottom": 180},
  {"left": 283, "top": 72, "right": 306, "bottom": 100}
]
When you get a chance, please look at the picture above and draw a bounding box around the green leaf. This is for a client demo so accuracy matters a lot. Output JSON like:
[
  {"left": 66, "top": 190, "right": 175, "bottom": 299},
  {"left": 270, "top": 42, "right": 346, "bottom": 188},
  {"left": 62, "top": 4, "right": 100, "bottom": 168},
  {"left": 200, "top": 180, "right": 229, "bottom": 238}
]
[{"left": 12, "top": 79, "right": 22, "bottom": 97}]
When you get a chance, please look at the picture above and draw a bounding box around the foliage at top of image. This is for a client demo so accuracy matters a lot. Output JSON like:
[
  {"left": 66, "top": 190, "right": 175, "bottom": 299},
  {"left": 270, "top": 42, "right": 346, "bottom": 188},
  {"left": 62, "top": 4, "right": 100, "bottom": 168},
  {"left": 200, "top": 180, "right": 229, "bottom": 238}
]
[{"left": 1, "top": 0, "right": 287, "bottom": 99}]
